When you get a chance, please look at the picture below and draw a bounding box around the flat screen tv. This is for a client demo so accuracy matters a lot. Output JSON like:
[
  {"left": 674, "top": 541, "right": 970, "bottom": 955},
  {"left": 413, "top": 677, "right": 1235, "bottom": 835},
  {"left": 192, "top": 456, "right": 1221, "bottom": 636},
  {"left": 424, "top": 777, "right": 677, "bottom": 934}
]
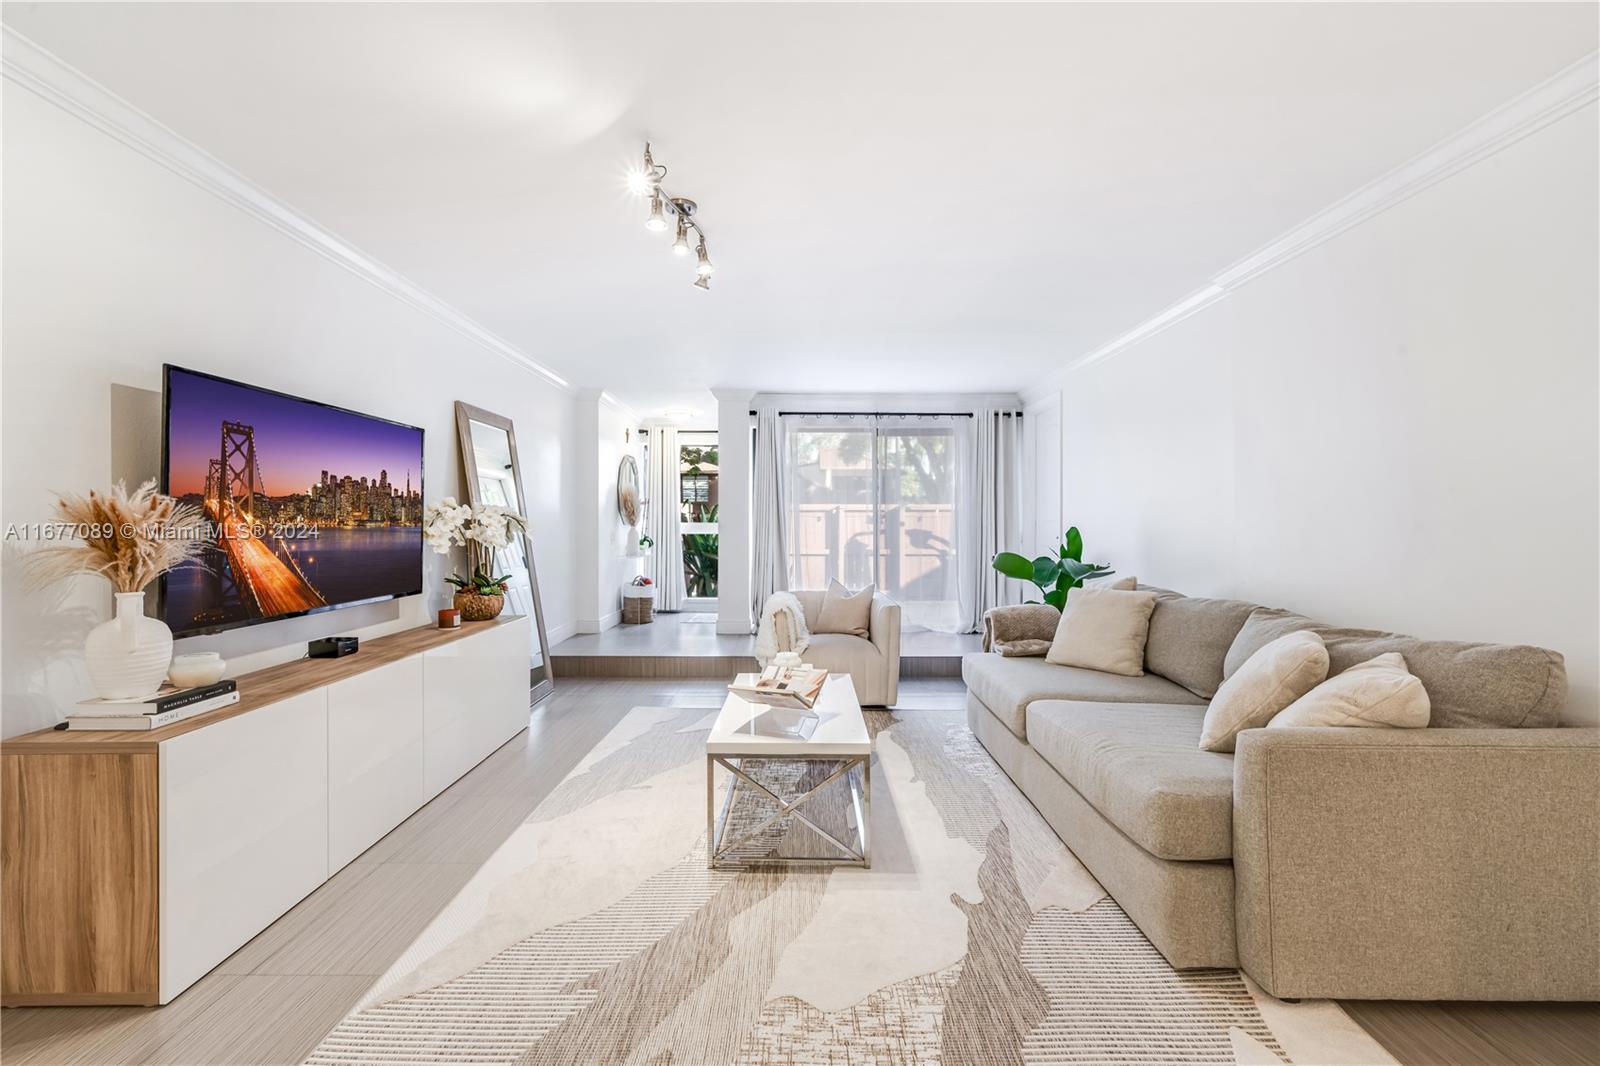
[{"left": 160, "top": 365, "right": 424, "bottom": 637}]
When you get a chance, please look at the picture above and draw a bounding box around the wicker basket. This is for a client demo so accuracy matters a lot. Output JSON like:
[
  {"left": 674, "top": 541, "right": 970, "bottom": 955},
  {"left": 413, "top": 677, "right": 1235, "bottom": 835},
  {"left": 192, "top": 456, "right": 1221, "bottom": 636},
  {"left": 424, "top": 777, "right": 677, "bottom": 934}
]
[
  {"left": 622, "top": 588, "right": 654, "bottom": 625},
  {"left": 454, "top": 590, "right": 506, "bottom": 622}
]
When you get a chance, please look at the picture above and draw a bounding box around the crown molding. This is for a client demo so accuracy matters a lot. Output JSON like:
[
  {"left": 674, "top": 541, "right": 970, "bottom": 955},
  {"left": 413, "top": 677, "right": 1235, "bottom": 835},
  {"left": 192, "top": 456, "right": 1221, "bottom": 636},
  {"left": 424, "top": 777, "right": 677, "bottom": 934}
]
[
  {"left": 597, "top": 391, "right": 639, "bottom": 420},
  {"left": 1, "top": 26, "right": 570, "bottom": 392},
  {"left": 1022, "top": 48, "right": 1599, "bottom": 402}
]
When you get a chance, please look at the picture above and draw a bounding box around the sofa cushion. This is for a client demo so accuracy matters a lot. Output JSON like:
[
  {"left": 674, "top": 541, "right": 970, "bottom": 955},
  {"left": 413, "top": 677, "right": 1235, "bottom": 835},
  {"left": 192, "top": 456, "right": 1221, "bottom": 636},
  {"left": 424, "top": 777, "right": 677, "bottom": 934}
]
[
  {"left": 1046, "top": 587, "right": 1160, "bottom": 676},
  {"left": 815, "top": 580, "right": 875, "bottom": 637},
  {"left": 962, "top": 654, "right": 1206, "bottom": 739},
  {"left": 1268, "top": 651, "right": 1430, "bottom": 730},
  {"left": 1224, "top": 608, "right": 1566, "bottom": 729},
  {"left": 803, "top": 632, "right": 883, "bottom": 675},
  {"left": 1026, "top": 701, "right": 1235, "bottom": 861},
  {"left": 1201, "top": 631, "right": 1329, "bottom": 753},
  {"left": 1140, "top": 587, "right": 1258, "bottom": 699}
]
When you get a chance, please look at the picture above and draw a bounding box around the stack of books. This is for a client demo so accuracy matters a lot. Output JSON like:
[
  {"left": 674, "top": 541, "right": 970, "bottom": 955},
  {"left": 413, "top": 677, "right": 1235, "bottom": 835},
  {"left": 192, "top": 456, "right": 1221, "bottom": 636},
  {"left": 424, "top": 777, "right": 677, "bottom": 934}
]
[
  {"left": 731, "top": 665, "right": 828, "bottom": 710},
  {"left": 67, "top": 680, "right": 240, "bottom": 730}
]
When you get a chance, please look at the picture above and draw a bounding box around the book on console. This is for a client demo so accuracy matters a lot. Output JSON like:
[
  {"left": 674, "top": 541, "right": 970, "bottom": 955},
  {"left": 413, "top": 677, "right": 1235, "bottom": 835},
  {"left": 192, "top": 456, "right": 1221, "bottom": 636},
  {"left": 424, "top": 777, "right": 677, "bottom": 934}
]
[{"left": 69, "top": 681, "right": 241, "bottom": 730}]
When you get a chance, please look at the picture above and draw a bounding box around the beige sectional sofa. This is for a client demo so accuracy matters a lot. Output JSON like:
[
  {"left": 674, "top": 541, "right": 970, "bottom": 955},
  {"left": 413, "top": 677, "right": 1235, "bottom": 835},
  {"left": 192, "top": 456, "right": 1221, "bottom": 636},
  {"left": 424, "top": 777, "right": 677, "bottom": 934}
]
[{"left": 964, "top": 586, "right": 1600, "bottom": 1001}]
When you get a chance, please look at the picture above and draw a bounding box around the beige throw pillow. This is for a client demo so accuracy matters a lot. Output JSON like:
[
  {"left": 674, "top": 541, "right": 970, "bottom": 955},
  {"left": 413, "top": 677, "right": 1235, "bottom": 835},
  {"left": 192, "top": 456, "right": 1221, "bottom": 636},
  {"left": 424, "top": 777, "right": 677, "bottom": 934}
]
[
  {"left": 1045, "top": 586, "right": 1159, "bottom": 677},
  {"left": 815, "top": 580, "right": 874, "bottom": 637},
  {"left": 1199, "top": 631, "right": 1329, "bottom": 752},
  {"left": 1269, "top": 652, "right": 1430, "bottom": 730}
]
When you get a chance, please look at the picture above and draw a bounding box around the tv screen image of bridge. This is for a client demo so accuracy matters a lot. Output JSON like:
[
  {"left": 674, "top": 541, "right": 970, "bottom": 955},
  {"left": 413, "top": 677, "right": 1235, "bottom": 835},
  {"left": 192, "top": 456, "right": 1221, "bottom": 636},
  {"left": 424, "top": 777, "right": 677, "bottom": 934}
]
[{"left": 202, "top": 419, "right": 328, "bottom": 618}]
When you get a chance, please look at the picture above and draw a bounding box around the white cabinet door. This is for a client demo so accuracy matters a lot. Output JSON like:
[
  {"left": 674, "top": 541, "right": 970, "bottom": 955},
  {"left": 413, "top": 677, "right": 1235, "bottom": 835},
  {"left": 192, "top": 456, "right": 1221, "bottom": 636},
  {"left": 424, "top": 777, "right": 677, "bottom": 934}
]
[
  {"left": 422, "top": 617, "right": 531, "bottom": 799},
  {"left": 160, "top": 688, "right": 328, "bottom": 1003},
  {"left": 327, "top": 656, "right": 425, "bottom": 870}
]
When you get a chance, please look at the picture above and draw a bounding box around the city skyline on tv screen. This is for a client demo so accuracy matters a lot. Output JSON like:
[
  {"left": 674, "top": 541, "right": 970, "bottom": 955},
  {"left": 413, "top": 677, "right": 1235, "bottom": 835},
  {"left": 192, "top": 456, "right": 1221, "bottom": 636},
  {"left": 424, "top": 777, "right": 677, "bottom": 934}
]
[{"left": 162, "top": 366, "right": 423, "bottom": 636}]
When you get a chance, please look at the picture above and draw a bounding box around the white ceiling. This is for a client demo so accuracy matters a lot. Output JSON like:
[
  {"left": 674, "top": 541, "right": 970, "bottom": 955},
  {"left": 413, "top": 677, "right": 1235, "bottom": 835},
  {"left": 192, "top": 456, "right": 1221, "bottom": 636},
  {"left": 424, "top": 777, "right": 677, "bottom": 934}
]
[{"left": 5, "top": 3, "right": 1595, "bottom": 416}]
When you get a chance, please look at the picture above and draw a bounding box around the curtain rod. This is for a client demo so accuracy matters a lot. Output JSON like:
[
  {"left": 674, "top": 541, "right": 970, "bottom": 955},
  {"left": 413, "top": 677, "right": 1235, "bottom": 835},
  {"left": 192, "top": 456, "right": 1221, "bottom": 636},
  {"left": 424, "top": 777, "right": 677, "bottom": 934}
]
[{"left": 746, "top": 410, "right": 1022, "bottom": 418}]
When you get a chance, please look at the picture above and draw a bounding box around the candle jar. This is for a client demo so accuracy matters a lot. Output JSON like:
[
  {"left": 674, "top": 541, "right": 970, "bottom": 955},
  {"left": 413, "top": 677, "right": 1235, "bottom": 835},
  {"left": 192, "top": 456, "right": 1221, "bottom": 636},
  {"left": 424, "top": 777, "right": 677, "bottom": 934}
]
[{"left": 438, "top": 608, "right": 462, "bottom": 629}]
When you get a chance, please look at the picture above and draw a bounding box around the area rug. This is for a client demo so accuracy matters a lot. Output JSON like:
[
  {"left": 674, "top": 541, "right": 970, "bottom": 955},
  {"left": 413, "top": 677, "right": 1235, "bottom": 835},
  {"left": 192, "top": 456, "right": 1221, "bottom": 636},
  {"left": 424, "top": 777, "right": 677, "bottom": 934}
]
[{"left": 305, "top": 706, "right": 1396, "bottom": 1066}]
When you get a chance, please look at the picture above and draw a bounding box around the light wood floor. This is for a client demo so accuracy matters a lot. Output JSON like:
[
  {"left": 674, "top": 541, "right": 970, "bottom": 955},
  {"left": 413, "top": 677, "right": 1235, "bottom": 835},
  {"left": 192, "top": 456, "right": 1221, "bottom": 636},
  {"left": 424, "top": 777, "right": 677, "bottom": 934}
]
[{"left": 2, "top": 677, "right": 1593, "bottom": 1066}]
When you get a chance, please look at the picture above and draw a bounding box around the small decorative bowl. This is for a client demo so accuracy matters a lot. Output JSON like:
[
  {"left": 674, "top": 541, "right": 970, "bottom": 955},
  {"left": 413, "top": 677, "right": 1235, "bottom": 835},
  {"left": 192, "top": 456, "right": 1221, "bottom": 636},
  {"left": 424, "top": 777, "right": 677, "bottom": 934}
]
[{"left": 169, "top": 652, "right": 227, "bottom": 688}]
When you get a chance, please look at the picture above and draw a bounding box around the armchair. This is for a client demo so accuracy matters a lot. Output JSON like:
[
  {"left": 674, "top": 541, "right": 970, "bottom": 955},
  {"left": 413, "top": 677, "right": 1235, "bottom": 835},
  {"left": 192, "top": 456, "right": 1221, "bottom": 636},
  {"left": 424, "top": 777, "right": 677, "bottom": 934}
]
[{"left": 788, "top": 590, "right": 902, "bottom": 706}]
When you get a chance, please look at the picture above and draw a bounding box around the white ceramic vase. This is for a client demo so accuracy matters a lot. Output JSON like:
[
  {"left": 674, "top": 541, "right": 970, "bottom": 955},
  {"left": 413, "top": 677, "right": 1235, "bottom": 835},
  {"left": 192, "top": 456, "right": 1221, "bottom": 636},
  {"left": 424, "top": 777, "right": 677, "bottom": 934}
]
[{"left": 85, "top": 592, "right": 174, "bottom": 701}]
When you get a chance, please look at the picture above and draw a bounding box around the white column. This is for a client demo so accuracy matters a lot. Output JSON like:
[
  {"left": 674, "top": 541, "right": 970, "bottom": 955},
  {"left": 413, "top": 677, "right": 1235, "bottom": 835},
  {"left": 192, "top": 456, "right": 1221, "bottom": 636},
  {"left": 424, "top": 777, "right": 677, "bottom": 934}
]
[
  {"left": 572, "top": 389, "right": 603, "bottom": 632},
  {"left": 713, "top": 388, "right": 754, "bottom": 634}
]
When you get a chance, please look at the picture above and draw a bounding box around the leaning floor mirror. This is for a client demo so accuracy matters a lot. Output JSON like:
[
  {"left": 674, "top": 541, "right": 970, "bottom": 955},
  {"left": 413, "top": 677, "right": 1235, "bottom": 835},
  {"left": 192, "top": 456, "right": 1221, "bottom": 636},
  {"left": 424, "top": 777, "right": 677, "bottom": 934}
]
[{"left": 455, "top": 401, "right": 555, "bottom": 703}]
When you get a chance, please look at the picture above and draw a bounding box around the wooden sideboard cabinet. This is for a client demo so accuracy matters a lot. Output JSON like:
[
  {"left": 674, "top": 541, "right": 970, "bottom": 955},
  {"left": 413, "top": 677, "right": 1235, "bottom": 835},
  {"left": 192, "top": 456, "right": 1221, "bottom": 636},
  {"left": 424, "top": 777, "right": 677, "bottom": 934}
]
[{"left": 2, "top": 615, "right": 531, "bottom": 1006}]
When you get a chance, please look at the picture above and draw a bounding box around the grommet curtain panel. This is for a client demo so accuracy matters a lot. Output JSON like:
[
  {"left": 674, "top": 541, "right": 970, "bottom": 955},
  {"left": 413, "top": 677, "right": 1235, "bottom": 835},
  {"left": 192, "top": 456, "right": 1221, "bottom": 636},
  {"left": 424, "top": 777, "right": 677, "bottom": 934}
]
[
  {"left": 750, "top": 407, "right": 789, "bottom": 621},
  {"left": 644, "top": 424, "right": 686, "bottom": 611},
  {"left": 962, "top": 407, "right": 1024, "bottom": 632}
]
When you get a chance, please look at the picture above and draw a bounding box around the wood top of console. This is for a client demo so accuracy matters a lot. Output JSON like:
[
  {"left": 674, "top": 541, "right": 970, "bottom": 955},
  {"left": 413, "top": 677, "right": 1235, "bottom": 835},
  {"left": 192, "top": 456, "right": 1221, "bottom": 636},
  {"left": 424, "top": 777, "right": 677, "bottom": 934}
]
[{"left": 3, "top": 616, "right": 527, "bottom": 755}]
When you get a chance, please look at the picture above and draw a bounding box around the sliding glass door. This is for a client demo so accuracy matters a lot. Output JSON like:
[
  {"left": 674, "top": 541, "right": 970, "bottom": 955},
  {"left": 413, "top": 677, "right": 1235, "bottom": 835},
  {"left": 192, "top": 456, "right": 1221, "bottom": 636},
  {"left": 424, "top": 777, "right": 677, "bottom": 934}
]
[
  {"left": 785, "top": 415, "right": 963, "bottom": 631},
  {"left": 877, "top": 423, "right": 961, "bottom": 631}
]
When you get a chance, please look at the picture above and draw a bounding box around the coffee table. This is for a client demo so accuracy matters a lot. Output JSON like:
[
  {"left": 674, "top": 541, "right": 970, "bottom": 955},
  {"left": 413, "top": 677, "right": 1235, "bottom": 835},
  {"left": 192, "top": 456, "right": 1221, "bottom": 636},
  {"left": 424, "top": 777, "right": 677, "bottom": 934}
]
[{"left": 706, "top": 673, "right": 871, "bottom": 869}]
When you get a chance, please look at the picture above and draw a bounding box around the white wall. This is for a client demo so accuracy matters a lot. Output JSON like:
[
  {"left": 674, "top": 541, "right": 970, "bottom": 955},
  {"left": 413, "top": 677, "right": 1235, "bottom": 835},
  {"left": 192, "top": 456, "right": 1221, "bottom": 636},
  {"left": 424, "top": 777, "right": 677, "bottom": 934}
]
[
  {"left": 1, "top": 84, "right": 581, "bottom": 738},
  {"left": 574, "top": 391, "right": 641, "bottom": 632},
  {"left": 1027, "top": 103, "right": 1598, "bottom": 724}
]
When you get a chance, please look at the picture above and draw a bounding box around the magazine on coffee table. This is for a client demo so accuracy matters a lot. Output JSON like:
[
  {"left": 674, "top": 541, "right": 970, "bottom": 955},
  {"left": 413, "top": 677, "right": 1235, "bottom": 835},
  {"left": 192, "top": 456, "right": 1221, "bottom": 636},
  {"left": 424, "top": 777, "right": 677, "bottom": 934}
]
[{"left": 731, "top": 665, "right": 828, "bottom": 710}]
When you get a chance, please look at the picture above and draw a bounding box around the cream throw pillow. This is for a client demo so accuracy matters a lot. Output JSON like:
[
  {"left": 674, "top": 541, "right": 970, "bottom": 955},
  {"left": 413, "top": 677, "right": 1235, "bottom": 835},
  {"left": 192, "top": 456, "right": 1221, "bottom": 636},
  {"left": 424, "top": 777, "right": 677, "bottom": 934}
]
[
  {"left": 815, "top": 580, "right": 874, "bottom": 637},
  {"left": 1269, "top": 652, "right": 1430, "bottom": 729},
  {"left": 1199, "top": 630, "right": 1329, "bottom": 752},
  {"left": 1045, "top": 586, "right": 1159, "bottom": 677}
]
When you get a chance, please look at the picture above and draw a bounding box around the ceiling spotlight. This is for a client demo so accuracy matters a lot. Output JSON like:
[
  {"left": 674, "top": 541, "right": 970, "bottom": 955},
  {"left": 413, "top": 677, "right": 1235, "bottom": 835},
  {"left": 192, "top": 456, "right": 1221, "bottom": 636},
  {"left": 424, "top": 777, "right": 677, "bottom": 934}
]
[
  {"left": 625, "top": 142, "right": 717, "bottom": 290},
  {"left": 694, "top": 274, "right": 710, "bottom": 291},
  {"left": 645, "top": 191, "right": 667, "bottom": 232}
]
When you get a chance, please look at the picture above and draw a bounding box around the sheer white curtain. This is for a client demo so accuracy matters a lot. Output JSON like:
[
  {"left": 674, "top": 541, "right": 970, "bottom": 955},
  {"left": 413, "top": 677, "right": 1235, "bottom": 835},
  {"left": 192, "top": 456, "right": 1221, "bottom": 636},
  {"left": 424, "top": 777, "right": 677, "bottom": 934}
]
[
  {"left": 782, "top": 413, "right": 965, "bottom": 632},
  {"left": 962, "top": 407, "right": 1024, "bottom": 631},
  {"left": 750, "top": 407, "right": 789, "bottom": 619},
  {"left": 644, "top": 424, "right": 686, "bottom": 611}
]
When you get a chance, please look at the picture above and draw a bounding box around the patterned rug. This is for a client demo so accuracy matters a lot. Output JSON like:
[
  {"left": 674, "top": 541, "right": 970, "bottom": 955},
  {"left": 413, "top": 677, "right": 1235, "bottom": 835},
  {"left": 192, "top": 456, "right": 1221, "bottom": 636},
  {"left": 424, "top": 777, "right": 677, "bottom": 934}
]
[{"left": 306, "top": 706, "right": 1395, "bottom": 1065}]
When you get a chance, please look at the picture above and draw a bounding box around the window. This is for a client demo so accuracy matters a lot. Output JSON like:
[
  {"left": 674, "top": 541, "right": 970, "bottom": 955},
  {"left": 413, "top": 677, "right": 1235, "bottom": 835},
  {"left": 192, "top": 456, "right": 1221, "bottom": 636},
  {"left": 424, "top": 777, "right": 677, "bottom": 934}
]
[
  {"left": 680, "top": 432, "right": 718, "bottom": 601},
  {"left": 785, "top": 415, "right": 961, "bottom": 631}
]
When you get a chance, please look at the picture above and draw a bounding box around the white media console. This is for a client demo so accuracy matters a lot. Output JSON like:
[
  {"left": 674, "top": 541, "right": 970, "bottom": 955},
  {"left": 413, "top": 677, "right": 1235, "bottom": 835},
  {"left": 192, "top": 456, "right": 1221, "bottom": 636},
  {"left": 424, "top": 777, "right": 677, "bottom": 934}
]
[{"left": 2, "top": 614, "right": 532, "bottom": 1006}]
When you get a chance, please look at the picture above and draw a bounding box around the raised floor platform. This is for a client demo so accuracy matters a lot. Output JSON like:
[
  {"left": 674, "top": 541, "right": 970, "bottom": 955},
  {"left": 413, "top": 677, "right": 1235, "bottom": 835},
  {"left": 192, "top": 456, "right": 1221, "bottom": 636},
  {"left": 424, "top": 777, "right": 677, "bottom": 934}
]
[{"left": 550, "top": 612, "right": 979, "bottom": 681}]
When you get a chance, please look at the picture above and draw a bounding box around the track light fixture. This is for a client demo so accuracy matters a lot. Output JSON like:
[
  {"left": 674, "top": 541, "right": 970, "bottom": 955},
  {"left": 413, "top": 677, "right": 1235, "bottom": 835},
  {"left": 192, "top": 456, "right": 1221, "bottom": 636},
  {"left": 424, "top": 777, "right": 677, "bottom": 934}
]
[
  {"left": 628, "top": 142, "right": 716, "bottom": 289},
  {"left": 645, "top": 191, "right": 667, "bottom": 232}
]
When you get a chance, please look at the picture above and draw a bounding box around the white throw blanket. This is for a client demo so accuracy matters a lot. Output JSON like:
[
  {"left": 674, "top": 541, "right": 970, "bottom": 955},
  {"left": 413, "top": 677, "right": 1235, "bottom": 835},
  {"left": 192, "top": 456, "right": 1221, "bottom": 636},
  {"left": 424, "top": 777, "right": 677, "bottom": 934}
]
[{"left": 755, "top": 591, "right": 810, "bottom": 665}]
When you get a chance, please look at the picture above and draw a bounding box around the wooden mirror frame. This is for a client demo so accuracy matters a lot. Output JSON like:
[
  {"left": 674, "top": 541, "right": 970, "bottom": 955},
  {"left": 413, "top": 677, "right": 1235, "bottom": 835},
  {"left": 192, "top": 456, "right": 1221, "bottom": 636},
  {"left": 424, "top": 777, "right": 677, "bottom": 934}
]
[{"left": 454, "top": 401, "right": 555, "bottom": 703}]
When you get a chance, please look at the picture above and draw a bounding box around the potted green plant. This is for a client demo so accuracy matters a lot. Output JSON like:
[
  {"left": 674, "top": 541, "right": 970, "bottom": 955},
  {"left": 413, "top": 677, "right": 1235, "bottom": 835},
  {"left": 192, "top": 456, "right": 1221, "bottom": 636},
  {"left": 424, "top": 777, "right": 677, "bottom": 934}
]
[{"left": 991, "top": 526, "right": 1114, "bottom": 609}]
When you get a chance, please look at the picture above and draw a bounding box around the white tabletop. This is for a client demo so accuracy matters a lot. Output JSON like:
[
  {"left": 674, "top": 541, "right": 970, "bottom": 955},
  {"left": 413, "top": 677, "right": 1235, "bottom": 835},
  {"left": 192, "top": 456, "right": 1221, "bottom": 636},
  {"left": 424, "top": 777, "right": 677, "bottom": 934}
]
[{"left": 706, "top": 674, "right": 871, "bottom": 756}]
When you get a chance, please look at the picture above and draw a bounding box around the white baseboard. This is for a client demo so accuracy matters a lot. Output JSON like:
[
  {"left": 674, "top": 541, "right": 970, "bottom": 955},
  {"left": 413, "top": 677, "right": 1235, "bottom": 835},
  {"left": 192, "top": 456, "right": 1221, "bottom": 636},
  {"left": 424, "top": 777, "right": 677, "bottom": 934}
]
[
  {"left": 544, "top": 621, "right": 575, "bottom": 647},
  {"left": 574, "top": 611, "right": 621, "bottom": 635}
]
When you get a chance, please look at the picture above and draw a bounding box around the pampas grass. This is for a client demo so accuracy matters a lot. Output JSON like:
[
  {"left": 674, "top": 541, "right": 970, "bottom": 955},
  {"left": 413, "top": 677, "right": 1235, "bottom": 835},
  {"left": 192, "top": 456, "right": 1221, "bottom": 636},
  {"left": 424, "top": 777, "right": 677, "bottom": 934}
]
[
  {"left": 619, "top": 482, "right": 640, "bottom": 527},
  {"left": 26, "top": 479, "right": 209, "bottom": 594}
]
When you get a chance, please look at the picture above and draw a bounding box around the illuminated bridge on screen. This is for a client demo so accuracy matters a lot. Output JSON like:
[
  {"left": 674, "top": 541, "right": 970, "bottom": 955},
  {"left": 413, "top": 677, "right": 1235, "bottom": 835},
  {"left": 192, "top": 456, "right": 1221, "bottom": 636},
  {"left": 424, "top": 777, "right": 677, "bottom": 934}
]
[{"left": 202, "top": 419, "right": 327, "bottom": 618}]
